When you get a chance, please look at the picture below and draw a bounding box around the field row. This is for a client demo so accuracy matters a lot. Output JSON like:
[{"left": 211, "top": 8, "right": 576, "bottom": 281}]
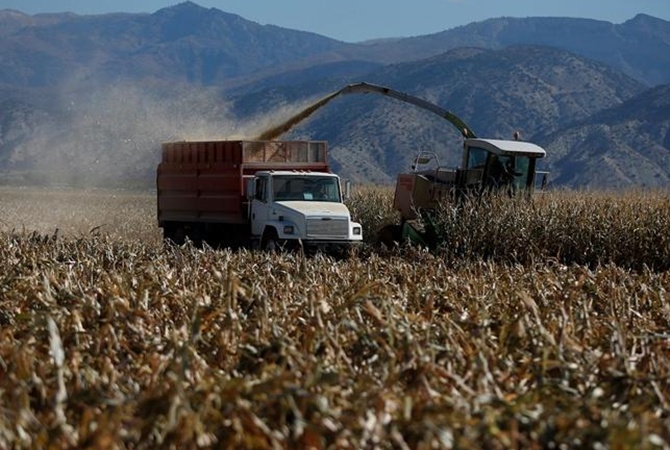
[
  {"left": 3, "top": 186, "right": 670, "bottom": 271},
  {"left": 1, "top": 230, "right": 670, "bottom": 448}
]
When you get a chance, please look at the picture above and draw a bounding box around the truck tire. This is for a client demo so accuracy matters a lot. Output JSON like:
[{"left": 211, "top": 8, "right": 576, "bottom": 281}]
[
  {"left": 261, "top": 228, "right": 280, "bottom": 252},
  {"left": 163, "top": 222, "right": 186, "bottom": 245}
]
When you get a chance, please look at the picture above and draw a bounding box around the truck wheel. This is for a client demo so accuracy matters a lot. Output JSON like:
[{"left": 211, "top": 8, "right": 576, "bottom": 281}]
[
  {"left": 174, "top": 226, "right": 187, "bottom": 245},
  {"left": 261, "top": 229, "right": 280, "bottom": 252},
  {"left": 164, "top": 223, "right": 186, "bottom": 245},
  {"left": 264, "top": 238, "right": 278, "bottom": 252}
]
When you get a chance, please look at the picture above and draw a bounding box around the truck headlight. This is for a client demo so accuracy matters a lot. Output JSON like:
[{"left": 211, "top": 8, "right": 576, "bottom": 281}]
[
  {"left": 283, "top": 225, "right": 294, "bottom": 235},
  {"left": 353, "top": 226, "right": 361, "bottom": 236}
]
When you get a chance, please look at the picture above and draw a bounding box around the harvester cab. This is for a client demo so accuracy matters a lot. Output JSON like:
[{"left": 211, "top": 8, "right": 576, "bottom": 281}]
[
  {"left": 393, "top": 138, "right": 547, "bottom": 222},
  {"left": 464, "top": 138, "right": 547, "bottom": 193}
]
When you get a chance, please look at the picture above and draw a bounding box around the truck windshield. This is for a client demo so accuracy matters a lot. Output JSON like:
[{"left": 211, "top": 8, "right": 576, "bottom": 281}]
[{"left": 272, "top": 175, "right": 341, "bottom": 202}]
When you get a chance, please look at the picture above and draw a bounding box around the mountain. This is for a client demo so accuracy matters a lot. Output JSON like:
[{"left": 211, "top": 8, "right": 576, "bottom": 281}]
[
  {"left": 0, "top": 9, "right": 75, "bottom": 36},
  {"left": 0, "top": 2, "right": 355, "bottom": 87},
  {"left": 2, "top": 4, "right": 670, "bottom": 90},
  {"left": 357, "top": 14, "right": 670, "bottom": 86},
  {"left": 542, "top": 83, "right": 670, "bottom": 188},
  {"left": 0, "top": 2, "right": 669, "bottom": 189},
  {"left": 232, "top": 13, "right": 670, "bottom": 90}
]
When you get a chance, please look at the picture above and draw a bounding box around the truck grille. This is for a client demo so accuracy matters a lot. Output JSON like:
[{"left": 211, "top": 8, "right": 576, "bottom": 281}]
[{"left": 306, "top": 218, "right": 348, "bottom": 238}]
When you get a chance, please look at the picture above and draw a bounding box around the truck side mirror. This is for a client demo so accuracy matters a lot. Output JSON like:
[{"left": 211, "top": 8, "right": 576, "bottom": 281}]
[
  {"left": 343, "top": 180, "right": 351, "bottom": 200},
  {"left": 246, "top": 179, "right": 256, "bottom": 199}
]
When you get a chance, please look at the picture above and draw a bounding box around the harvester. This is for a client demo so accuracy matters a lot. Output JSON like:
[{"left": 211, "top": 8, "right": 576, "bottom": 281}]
[{"left": 257, "top": 82, "right": 549, "bottom": 247}]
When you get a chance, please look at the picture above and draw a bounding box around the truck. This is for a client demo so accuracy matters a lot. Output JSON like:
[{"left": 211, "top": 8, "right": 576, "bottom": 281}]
[{"left": 156, "top": 139, "right": 363, "bottom": 251}]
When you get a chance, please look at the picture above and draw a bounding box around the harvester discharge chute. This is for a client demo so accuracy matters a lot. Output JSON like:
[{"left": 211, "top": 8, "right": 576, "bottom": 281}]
[{"left": 257, "top": 82, "right": 476, "bottom": 141}]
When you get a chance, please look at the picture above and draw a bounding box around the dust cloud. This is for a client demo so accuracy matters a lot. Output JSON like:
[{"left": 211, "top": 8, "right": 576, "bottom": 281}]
[
  {"left": 5, "top": 81, "right": 235, "bottom": 188},
  {"left": 4, "top": 79, "right": 325, "bottom": 189}
]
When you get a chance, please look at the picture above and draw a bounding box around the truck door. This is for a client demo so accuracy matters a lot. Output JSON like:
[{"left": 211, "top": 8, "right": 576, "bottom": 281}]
[{"left": 250, "top": 175, "right": 271, "bottom": 237}]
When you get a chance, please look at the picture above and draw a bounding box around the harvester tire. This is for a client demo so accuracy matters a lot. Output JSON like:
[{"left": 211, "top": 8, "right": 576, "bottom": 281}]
[{"left": 375, "top": 224, "right": 403, "bottom": 249}]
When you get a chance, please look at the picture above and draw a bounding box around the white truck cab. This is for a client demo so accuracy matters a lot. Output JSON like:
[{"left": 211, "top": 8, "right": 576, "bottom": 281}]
[{"left": 247, "top": 170, "right": 363, "bottom": 251}]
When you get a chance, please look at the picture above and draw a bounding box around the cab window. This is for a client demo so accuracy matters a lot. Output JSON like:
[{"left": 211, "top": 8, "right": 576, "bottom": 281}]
[
  {"left": 255, "top": 177, "right": 268, "bottom": 201},
  {"left": 467, "top": 147, "right": 489, "bottom": 169}
]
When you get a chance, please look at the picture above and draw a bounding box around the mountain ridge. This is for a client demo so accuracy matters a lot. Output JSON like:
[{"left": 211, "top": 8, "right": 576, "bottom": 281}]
[{"left": 0, "top": 2, "right": 669, "bottom": 189}]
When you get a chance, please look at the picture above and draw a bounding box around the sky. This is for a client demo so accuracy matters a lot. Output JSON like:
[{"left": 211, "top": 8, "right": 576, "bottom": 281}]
[{"left": 2, "top": 0, "right": 670, "bottom": 42}]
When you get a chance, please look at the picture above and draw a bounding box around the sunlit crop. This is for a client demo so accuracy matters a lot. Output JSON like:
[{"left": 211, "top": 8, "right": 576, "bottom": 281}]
[{"left": 1, "top": 186, "right": 669, "bottom": 448}]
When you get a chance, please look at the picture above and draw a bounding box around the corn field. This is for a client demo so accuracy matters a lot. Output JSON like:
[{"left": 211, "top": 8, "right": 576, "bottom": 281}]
[{"left": 1, "top": 186, "right": 670, "bottom": 449}]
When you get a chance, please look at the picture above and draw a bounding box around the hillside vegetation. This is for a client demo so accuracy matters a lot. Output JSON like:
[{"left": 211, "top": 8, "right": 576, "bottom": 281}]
[{"left": 1, "top": 187, "right": 669, "bottom": 448}]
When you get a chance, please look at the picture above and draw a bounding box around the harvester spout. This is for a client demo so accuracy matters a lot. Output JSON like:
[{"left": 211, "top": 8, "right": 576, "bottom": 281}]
[
  {"left": 338, "top": 82, "right": 477, "bottom": 138},
  {"left": 255, "top": 82, "right": 477, "bottom": 141},
  {"left": 255, "top": 90, "right": 341, "bottom": 141}
]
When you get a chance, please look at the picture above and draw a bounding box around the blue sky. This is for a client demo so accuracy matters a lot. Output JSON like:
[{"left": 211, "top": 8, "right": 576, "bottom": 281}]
[{"left": 2, "top": 0, "right": 669, "bottom": 42}]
